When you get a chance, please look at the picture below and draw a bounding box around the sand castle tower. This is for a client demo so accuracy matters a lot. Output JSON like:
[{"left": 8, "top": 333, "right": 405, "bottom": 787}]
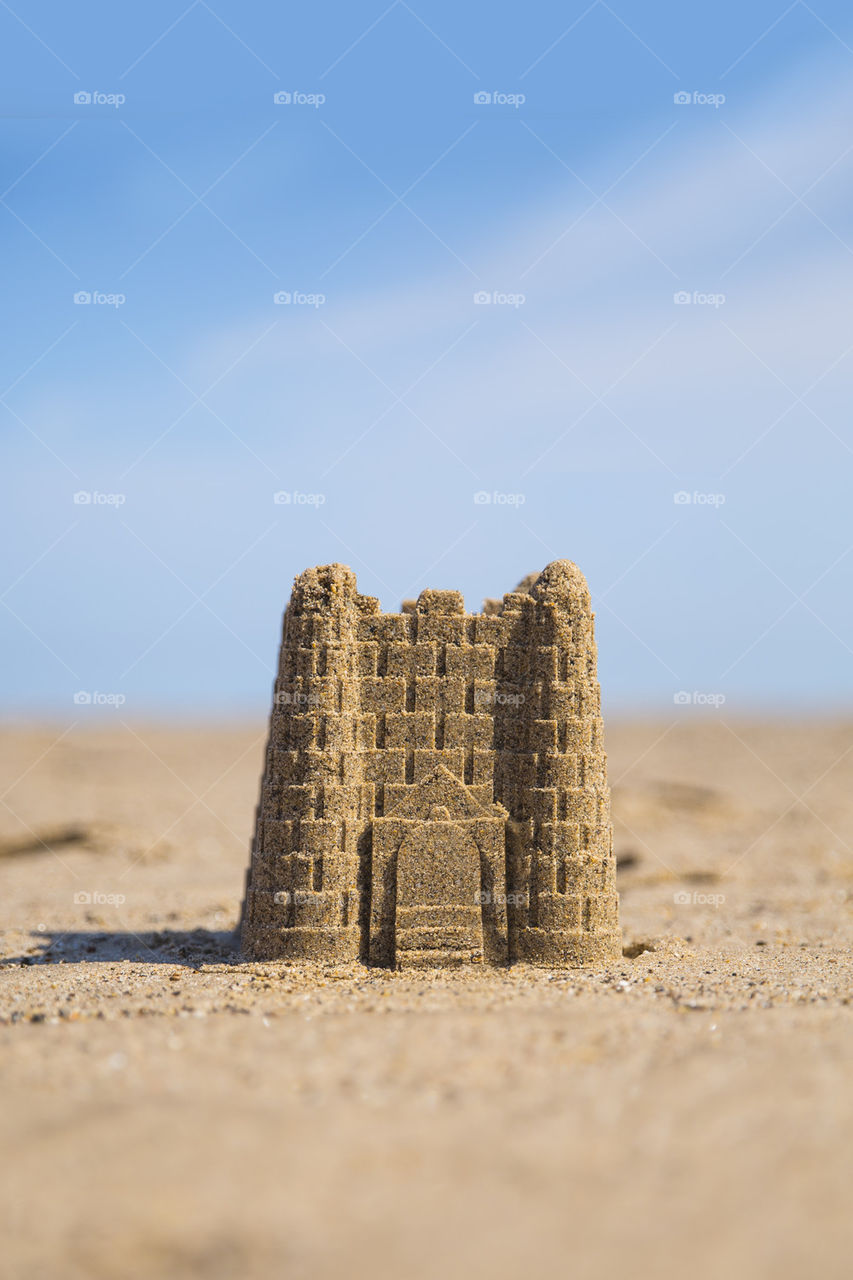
[{"left": 240, "top": 561, "right": 620, "bottom": 968}]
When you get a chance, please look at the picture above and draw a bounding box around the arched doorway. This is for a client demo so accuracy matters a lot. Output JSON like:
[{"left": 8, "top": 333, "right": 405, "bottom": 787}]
[{"left": 394, "top": 808, "right": 483, "bottom": 968}]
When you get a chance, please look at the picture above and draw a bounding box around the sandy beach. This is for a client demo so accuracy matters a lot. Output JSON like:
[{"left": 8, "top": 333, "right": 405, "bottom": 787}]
[{"left": 1, "top": 717, "right": 851, "bottom": 1279}]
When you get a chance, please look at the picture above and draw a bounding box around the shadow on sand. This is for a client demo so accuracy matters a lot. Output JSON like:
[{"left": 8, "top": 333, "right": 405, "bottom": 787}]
[{"left": 6, "top": 928, "right": 242, "bottom": 968}]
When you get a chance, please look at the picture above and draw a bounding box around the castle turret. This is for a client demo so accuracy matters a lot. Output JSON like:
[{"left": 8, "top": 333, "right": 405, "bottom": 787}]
[
  {"left": 242, "top": 564, "right": 369, "bottom": 960},
  {"left": 505, "top": 561, "right": 619, "bottom": 966}
]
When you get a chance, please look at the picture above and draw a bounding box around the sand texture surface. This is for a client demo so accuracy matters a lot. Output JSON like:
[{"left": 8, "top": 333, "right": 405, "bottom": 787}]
[{"left": 1, "top": 719, "right": 851, "bottom": 1280}]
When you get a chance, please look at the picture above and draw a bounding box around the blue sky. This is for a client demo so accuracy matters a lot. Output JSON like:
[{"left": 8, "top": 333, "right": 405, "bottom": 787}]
[{"left": 2, "top": 0, "right": 852, "bottom": 715}]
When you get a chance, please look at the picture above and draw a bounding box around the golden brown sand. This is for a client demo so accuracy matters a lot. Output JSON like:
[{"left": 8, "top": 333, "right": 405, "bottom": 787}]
[{"left": 1, "top": 719, "right": 851, "bottom": 1280}]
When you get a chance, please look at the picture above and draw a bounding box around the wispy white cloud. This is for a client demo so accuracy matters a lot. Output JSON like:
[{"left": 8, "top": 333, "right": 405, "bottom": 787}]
[{"left": 171, "top": 48, "right": 853, "bottom": 483}]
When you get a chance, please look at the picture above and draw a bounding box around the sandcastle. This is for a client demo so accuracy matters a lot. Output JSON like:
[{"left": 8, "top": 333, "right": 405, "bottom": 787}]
[{"left": 240, "top": 560, "right": 620, "bottom": 968}]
